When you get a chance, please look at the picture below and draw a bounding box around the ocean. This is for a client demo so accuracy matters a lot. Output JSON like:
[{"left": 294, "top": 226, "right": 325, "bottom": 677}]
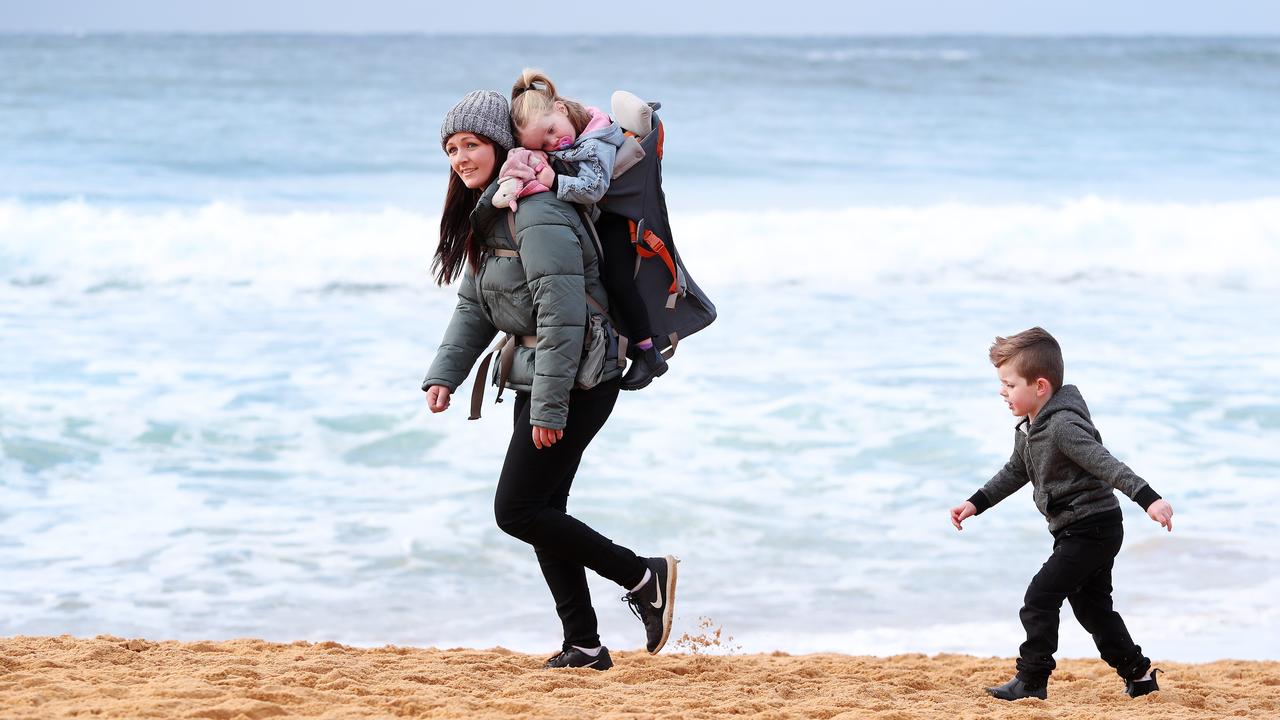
[{"left": 2, "top": 34, "right": 1278, "bottom": 661}]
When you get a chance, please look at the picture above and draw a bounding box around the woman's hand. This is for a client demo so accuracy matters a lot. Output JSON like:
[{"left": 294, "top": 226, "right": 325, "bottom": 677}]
[
  {"left": 532, "top": 425, "right": 564, "bottom": 449},
  {"left": 425, "top": 385, "right": 451, "bottom": 413}
]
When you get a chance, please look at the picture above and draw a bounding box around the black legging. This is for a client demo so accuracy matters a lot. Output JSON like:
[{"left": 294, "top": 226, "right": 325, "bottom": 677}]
[
  {"left": 594, "top": 211, "right": 653, "bottom": 344},
  {"left": 493, "top": 378, "right": 647, "bottom": 649}
]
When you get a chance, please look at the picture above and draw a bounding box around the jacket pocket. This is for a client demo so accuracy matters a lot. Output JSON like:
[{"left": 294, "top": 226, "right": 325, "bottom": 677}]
[
  {"left": 481, "top": 285, "right": 535, "bottom": 334},
  {"left": 502, "top": 345, "right": 536, "bottom": 392},
  {"left": 1047, "top": 489, "right": 1079, "bottom": 515},
  {"left": 1032, "top": 484, "right": 1050, "bottom": 516}
]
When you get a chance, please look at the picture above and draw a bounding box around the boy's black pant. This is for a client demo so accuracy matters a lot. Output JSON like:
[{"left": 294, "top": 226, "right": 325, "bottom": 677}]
[
  {"left": 594, "top": 211, "right": 653, "bottom": 344},
  {"left": 1016, "top": 520, "right": 1151, "bottom": 686},
  {"left": 494, "top": 380, "right": 648, "bottom": 649}
]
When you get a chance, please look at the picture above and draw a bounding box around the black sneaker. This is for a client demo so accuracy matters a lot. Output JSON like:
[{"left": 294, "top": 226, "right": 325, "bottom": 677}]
[
  {"left": 543, "top": 645, "right": 613, "bottom": 671},
  {"left": 1125, "top": 668, "right": 1162, "bottom": 697},
  {"left": 621, "top": 555, "right": 678, "bottom": 654},
  {"left": 620, "top": 345, "right": 668, "bottom": 391},
  {"left": 985, "top": 676, "right": 1047, "bottom": 701}
]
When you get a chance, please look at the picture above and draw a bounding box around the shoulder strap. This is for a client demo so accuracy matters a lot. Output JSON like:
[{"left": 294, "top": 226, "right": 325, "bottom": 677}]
[
  {"left": 576, "top": 208, "right": 606, "bottom": 259},
  {"left": 468, "top": 333, "right": 511, "bottom": 420},
  {"left": 576, "top": 209, "right": 629, "bottom": 365},
  {"left": 505, "top": 211, "right": 520, "bottom": 249},
  {"left": 478, "top": 213, "right": 519, "bottom": 259}
]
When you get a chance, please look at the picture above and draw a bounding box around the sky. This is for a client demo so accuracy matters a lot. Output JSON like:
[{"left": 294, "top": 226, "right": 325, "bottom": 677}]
[{"left": 2, "top": 0, "right": 1279, "bottom": 35}]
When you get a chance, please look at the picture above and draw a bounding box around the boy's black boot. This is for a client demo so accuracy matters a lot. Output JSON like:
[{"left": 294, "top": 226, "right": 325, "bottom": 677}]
[
  {"left": 544, "top": 645, "right": 613, "bottom": 671},
  {"left": 985, "top": 677, "right": 1047, "bottom": 701},
  {"left": 620, "top": 345, "right": 668, "bottom": 391},
  {"left": 1125, "top": 668, "right": 1162, "bottom": 698}
]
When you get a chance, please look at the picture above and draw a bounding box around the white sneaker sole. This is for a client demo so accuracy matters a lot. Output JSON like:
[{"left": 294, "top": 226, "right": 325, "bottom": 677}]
[{"left": 650, "top": 555, "right": 678, "bottom": 654}]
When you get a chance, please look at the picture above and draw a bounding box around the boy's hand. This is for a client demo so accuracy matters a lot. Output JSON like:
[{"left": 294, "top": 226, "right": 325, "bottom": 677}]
[
  {"left": 1147, "top": 499, "right": 1174, "bottom": 531},
  {"left": 950, "top": 501, "right": 977, "bottom": 530}
]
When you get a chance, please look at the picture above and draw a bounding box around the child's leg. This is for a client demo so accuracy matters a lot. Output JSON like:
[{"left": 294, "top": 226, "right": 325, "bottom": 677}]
[
  {"left": 593, "top": 211, "right": 654, "bottom": 345},
  {"left": 1065, "top": 525, "right": 1153, "bottom": 683},
  {"left": 1016, "top": 531, "right": 1119, "bottom": 686}
]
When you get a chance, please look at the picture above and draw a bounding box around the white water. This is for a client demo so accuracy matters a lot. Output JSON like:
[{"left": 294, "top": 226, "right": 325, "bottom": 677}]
[
  {"left": 4, "top": 197, "right": 1279, "bottom": 292},
  {"left": 3, "top": 198, "right": 1278, "bottom": 660}
]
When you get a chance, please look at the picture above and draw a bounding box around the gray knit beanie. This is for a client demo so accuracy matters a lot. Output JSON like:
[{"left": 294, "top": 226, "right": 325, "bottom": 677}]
[{"left": 439, "top": 90, "right": 514, "bottom": 151}]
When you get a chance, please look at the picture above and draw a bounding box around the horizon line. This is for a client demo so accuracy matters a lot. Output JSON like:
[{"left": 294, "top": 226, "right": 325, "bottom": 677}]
[{"left": 3, "top": 30, "right": 1280, "bottom": 39}]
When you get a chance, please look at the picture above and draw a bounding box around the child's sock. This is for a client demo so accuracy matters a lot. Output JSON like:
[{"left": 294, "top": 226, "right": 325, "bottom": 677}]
[
  {"left": 635, "top": 338, "right": 653, "bottom": 350},
  {"left": 629, "top": 568, "right": 652, "bottom": 593},
  {"left": 572, "top": 645, "right": 602, "bottom": 657}
]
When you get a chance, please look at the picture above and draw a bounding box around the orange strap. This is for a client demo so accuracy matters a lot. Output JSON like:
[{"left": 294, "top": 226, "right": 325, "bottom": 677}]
[{"left": 629, "top": 221, "right": 679, "bottom": 297}]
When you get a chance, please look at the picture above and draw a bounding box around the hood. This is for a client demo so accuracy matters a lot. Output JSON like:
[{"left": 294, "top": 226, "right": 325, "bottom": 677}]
[
  {"left": 1030, "top": 384, "right": 1091, "bottom": 430},
  {"left": 576, "top": 106, "right": 625, "bottom": 149}
]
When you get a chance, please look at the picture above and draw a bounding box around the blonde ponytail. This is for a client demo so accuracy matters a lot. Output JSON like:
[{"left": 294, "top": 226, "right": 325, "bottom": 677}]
[
  {"left": 512, "top": 69, "right": 558, "bottom": 103},
  {"left": 509, "top": 68, "right": 592, "bottom": 137}
]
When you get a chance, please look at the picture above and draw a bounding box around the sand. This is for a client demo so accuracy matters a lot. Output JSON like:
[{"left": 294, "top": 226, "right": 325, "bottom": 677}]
[{"left": 2, "top": 636, "right": 1278, "bottom": 719}]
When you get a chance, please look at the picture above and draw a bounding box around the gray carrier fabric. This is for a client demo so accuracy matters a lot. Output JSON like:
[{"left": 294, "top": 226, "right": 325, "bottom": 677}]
[{"left": 596, "top": 108, "right": 716, "bottom": 352}]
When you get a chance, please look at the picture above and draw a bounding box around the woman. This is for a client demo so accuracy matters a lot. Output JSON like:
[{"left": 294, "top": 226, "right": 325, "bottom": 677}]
[{"left": 421, "top": 90, "right": 677, "bottom": 670}]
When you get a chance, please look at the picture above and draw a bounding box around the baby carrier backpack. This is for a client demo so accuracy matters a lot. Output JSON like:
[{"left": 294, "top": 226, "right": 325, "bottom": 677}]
[
  {"left": 467, "top": 93, "right": 717, "bottom": 419},
  {"left": 587, "top": 91, "right": 717, "bottom": 361}
]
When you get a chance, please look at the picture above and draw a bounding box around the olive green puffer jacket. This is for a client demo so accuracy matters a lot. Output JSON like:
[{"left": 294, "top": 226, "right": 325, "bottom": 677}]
[{"left": 421, "top": 182, "right": 619, "bottom": 430}]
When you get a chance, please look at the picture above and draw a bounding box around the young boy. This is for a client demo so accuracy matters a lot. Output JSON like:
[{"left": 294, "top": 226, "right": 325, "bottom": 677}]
[{"left": 950, "top": 327, "right": 1175, "bottom": 702}]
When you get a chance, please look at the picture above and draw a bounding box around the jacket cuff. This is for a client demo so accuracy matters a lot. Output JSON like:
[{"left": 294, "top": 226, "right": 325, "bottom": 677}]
[
  {"left": 968, "top": 490, "right": 992, "bottom": 514},
  {"left": 421, "top": 376, "right": 457, "bottom": 393},
  {"left": 530, "top": 417, "right": 566, "bottom": 431},
  {"left": 1133, "top": 485, "right": 1162, "bottom": 511}
]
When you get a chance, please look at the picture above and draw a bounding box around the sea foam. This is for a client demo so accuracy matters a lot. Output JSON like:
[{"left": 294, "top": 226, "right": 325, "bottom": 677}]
[{"left": 3, "top": 197, "right": 1278, "bottom": 293}]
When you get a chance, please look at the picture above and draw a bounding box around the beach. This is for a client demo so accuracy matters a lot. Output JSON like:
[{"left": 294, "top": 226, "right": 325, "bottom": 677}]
[
  {"left": 2, "top": 635, "right": 1277, "bottom": 719},
  {"left": 3, "top": 33, "right": 1280, "bottom": 714}
]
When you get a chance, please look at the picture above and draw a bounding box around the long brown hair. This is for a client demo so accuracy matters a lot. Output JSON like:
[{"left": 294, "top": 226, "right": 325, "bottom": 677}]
[{"left": 432, "top": 137, "right": 509, "bottom": 286}]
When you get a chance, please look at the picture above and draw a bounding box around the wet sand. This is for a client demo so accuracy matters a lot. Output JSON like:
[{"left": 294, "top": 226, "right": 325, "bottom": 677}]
[{"left": 2, "top": 635, "right": 1277, "bottom": 719}]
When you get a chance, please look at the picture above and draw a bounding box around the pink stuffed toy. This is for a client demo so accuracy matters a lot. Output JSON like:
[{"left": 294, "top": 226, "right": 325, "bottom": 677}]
[{"left": 493, "top": 148, "right": 552, "bottom": 212}]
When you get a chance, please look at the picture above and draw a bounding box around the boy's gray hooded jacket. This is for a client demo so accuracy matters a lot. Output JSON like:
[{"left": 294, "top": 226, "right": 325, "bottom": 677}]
[
  {"left": 969, "top": 384, "right": 1162, "bottom": 533},
  {"left": 421, "top": 182, "right": 620, "bottom": 430}
]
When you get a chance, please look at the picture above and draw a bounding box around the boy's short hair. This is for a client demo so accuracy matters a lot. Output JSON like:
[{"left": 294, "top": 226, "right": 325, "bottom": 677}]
[{"left": 989, "top": 327, "right": 1064, "bottom": 390}]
